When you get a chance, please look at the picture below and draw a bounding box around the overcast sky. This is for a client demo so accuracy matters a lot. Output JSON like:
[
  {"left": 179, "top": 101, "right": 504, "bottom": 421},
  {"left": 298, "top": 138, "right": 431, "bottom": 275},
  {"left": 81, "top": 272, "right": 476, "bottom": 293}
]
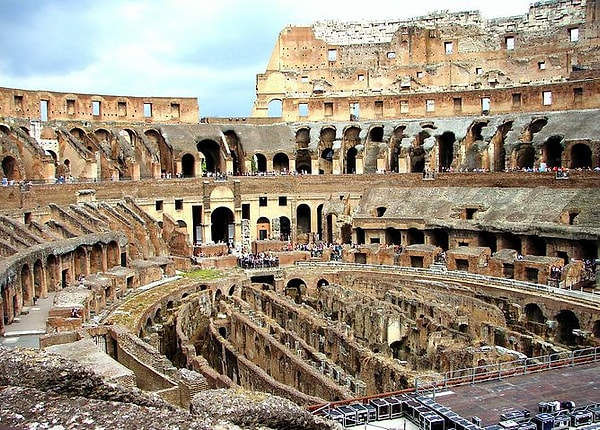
[{"left": 0, "top": 0, "right": 535, "bottom": 117}]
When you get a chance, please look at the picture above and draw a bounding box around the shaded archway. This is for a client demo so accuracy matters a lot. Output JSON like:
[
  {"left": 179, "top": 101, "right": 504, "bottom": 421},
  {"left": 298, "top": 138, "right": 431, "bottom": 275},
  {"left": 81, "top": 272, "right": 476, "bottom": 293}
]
[
  {"left": 570, "top": 143, "right": 593, "bottom": 169},
  {"left": 107, "top": 241, "right": 120, "bottom": 268},
  {"left": 525, "top": 303, "right": 546, "bottom": 324},
  {"left": 145, "top": 129, "right": 173, "bottom": 176},
  {"left": 211, "top": 207, "right": 235, "bottom": 244},
  {"left": 285, "top": 278, "right": 306, "bottom": 304},
  {"left": 543, "top": 136, "right": 563, "bottom": 169},
  {"left": 554, "top": 309, "right": 580, "bottom": 346},
  {"left": 181, "top": 153, "right": 196, "bottom": 178},
  {"left": 224, "top": 130, "right": 244, "bottom": 175},
  {"left": 345, "top": 147, "right": 358, "bottom": 174},
  {"left": 390, "top": 126, "right": 406, "bottom": 173},
  {"left": 273, "top": 153, "right": 289, "bottom": 173},
  {"left": 385, "top": 228, "right": 402, "bottom": 245},
  {"left": 46, "top": 254, "right": 58, "bottom": 292},
  {"left": 279, "top": 216, "right": 291, "bottom": 242},
  {"left": 254, "top": 153, "right": 267, "bottom": 173},
  {"left": 21, "top": 264, "right": 32, "bottom": 304},
  {"left": 407, "top": 228, "right": 424, "bottom": 245},
  {"left": 90, "top": 243, "right": 104, "bottom": 273},
  {"left": 33, "top": 260, "right": 43, "bottom": 301},
  {"left": 295, "top": 149, "right": 312, "bottom": 174},
  {"left": 438, "top": 131, "right": 456, "bottom": 171},
  {"left": 296, "top": 128, "right": 310, "bottom": 149},
  {"left": 430, "top": 229, "right": 449, "bottom": 250},
  {"left": 197, "top": 139, "right": 222, "bottom": 174},
  {"left": 1, "top": 156, "right": 18, "bottom": 181},
  {"left": 74, "top": 246, "right": 87, "bottom": 277},
  {"left": 296, "top": 204, "right": 311, "bottom": 242},
  {"left": 257, "top": 216, "right": 270, "bottom": 240},
  {"left": 514, "top": 143, "right": 535, "bottom": 169}
]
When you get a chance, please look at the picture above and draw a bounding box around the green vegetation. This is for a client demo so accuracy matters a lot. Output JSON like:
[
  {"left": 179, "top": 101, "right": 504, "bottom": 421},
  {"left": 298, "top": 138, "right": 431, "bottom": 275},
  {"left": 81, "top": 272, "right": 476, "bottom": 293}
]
[{"left": 183, "top": 268, "right": 224, "bottom": 280}]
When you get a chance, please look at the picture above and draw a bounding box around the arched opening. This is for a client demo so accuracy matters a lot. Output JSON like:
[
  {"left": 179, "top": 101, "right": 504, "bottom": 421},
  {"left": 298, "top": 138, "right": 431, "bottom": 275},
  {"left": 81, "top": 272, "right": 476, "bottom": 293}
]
[
  {"left": 385, "top": 228, "right": 402, "bottom": 245},
  {"left": 33, "top": 260, "right": 43, "bottom": 301},
  {"left": 410, "top": 144, "right": 426, "bottom": 173},
  {"left": 74, "top": 246, "right": 87, "bottom": 278},
  {"left": 107, "top": 241, "right": 120, "bottom": 268},
  {"left": 514, "top": 143, "right": 535, "bottom": 169},
  {"left": 543, "top": 136, "right": 563, "bottom": 169},
  {"left": 345, "top": 147, "right": 357, "bottom": 174},
  {"left": 197, "top": 139, "right": 222, "bottom": 174},
  {"left": 273, "top": 153, "right": 289, "bottom": 173},
  {"left": 254, "top": 153, "right": 267, "bottom": 173},
  {"left": 257, "top": 216, "right": 270, "bottom": 240},
  {"left": 479, "top": 231, "right": 497, "bottom": 253},
  {"left": 431, "top": 229, "right": 449, "bottom": 250},
  {"left": 228, "top": 285, "right": 236, "bottom": 296},
  {"left": 318, "top": 127, "right": 336, "bottom": 174},
  {"left": 145, "top": 129, "right": 173, "bottom": 176},
  {"left": 369, "top": 126, "right": 384, "bottom": 143},
  {"left": 390, "top": 338, "right": 410, "bottom": 361},
  {"left": 525, "top": 303, "right": 546, "bottom": 323},
  {"left": 46, "top": 254, "right": 58, "bottom": 292},
  {"left": 570, "top": 143, "right": 593, "bottom": 169},
  {"left": 438, "top": 131, "right": 456, "bottom": 171},
  {"left": 502, "top": 233, "right": 522, "bottom": 254},
  {"left": 177, "top": 220, "right": 187, "bottom": 228},
  {"left": 20, "top": 264, "right": 32, "bottom": 304},
  {"left": 528, "top": 236, "right": 547, "bottom": 256},
  {"left": 90, "top": 243, "right": 104, "bottom": 273},
  {"left": 1, "top": 156, "right": 18, "bottom": 181},
  {"left": 268, "top": 99, "right": 283, "bottom": 117},
  {"left": 296, "top": 128, "right": 310, "bottom": 149},
  {"left": 317, "top": 279, "right": 329, "bottom": 288},
  {"left": 407, "top": 228, "right": 424, "bottom": 245},
  {"left": 554, "top": 309, "right": 580, "bottom": 346},
  {"left": 295, "top": 149, "right": 312, "bottom": 174},
  {"left": 181, "top": 153, "right": 196, "bottom": 178},
  {"left": 285, "top": 278, "right": 306, "bottom": 303},
  {"left": 390, "top": 126, "right": 406, "bottom": 173},
  {"left": 296, "top": 204, "right": 311, "bottom": 243},
  {"left": 211, "top": 207, "right": 235, "bottom": 244},
  {"left": 279, "top": 216, "right": 291, "bottom": 242},
  {"left": 224, "top": 130, "right": 244, "bottom": 175}
]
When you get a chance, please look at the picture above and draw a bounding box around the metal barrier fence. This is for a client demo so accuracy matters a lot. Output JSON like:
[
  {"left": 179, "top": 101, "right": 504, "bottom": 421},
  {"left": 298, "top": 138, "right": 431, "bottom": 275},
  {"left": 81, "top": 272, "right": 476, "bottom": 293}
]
[{"left": 414, "top": 346, "right": 600, "bottom": 392}]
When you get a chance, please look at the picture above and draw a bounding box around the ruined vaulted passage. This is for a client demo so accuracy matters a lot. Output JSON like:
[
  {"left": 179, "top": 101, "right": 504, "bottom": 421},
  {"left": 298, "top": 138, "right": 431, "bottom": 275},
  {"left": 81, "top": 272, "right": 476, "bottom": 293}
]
[
  {"left": 197, "top": 139, "right": 222, "bottom": 173},
  {"left": 555, "top": 309, "right": 580, "bottom": 346},
  {"left": 543, "top": 136, "right": 564, "bottom": 169},
  {"left": 438, "top": 131, "right": 456, "bottom": 171},
  {"left": 211, "top": 207, "right": 235, "bottom": 244},
  {"left": 1, "top": 156, "right": 17, "bottom": 180},
  {"left": 296, "top": 128, "right": 310, "bottom": 149},
  {"left": 570, "top": 143, "right": 593, "bottom": 169},
  {"left": 181, "top": 153, "right": 196, "bottom": 178},
  {"left": 273, "top": 153, "right": 289, "bottom": 172},
  {"left": 254, "top": 153, "right": 267, "bottom": 172}
]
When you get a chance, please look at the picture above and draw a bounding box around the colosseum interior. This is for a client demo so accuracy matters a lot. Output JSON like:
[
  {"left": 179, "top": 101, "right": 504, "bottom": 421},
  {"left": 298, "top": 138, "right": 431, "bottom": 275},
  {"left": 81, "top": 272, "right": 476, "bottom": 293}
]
[{"left": 0, "top": 1, "right": 599, "bottom": 429}]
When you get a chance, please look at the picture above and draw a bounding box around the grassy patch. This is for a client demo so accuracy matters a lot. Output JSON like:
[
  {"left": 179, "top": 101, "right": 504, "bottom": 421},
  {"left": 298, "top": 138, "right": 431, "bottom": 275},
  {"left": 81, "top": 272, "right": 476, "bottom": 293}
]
[{"left": 183, "top": 268, "right": 224, "bottom": 280}]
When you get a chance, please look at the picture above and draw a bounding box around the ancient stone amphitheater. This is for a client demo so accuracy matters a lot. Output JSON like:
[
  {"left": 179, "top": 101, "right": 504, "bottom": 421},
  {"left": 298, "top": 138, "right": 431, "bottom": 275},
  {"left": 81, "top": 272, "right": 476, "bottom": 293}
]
[{"left": 1, "top": 1, "right": 599, "bottom": 429}]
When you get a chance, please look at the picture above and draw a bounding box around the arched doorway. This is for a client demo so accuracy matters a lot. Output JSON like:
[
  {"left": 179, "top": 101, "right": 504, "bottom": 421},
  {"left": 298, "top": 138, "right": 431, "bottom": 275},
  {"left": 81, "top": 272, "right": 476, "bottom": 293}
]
[
  {"left": 21, "top": 264, "right": 32, "bottom": 304},
  {"left": 211, "top": 207, "right": 235, "bottom": 244},
  {"left": 268, "top": 99, "right": 282, "bottom": 117},
  {"left": 253, "top": 153, "right": 267, "bottom": 173},
  {"left": 273, "top": 153, "right": 289, "bottom": 173},
  {"left": 197, "top": 140, "right": 222, "bottom": 174},
  {"left": 345, "top": 147, "right": 358, "bottom": 174},
  {"left": 438, "top": 131, "right": 455, "bottom": 171},
  {"left": 280, "top": 216, "right": 291, "bottom": 242},
  {"left": 295, "top": 149, "right": 312, "bottom": 174},
  {"left": 543, "top": 136, "right": 563, "bottom": 169},
  {"left": 181, "top": 153, "right": 195, "bottom": 177},
  {"left": 570, "top": 143, "right": 593, "bottom": 169},
  {"left": 1, "top": 155, "right": 18, "bottom": 181},
  {"left": 554, "top": 309, "right": 580, "bottom": 346},
  {"left": 285, "top": 278, "right": 306, "bottom": 303},
  {"left": 296, "top": 204, "right": 311, "bottom": 243},
  {"left": 74, "top": 246, "right": 87, "bottom": 277},
  {"left": 257, "top": 217, "right": 270, "bottom": 240},
  {"left": 33, "top": 260, "right": 44, "bottom": 301}
]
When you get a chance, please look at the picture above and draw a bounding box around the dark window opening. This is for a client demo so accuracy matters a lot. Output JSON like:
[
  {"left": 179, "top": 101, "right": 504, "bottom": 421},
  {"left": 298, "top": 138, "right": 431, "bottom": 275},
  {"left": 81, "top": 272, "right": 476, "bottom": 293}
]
[
  {"left": 242, "top": 203, "right": 250, "bottom": 219},
  {"left": 279, "top": 196, "right": 287, "bottom": 206},
  {"left": 465, "top": 208, "right": 478, "bottom": 220},
  {"left": 376, "top": 207, "right": 387, "bottom": 217},
  {"left": 175, "top": 199, "right": 183, "bottom": 210},
  {"left": 568, "top": 211, "right": 579, "bottom": 225},
  {"left": 259, "top": 196, "right": 267, "bottom": 207},
  {"left": 155, "top": 200, "right": 163, "bottom": 211}
]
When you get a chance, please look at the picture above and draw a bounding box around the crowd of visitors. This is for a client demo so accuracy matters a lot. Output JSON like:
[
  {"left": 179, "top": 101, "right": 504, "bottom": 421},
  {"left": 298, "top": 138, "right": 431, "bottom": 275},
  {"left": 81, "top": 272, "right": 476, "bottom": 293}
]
[{"left": 237, "top": 252, "right": 279, "bottom": 269}]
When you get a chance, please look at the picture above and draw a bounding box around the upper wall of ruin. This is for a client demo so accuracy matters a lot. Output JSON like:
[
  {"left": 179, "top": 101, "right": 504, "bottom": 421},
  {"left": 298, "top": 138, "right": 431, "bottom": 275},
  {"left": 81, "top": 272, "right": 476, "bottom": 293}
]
[
  {"left": 253, "top": 0, "right": 600, "bottom": 121},
  {"left": 0, "top": 87, "right": 199, "bottom": 124}
]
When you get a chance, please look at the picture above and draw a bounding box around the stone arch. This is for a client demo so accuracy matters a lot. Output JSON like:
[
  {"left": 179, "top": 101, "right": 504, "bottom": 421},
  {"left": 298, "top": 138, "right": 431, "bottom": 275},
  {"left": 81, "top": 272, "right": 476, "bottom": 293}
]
[
  {"left": 318, "top": 127, "right": 336, "bottom": 174},
  {"left": 1, "top": 155, "right": 19, "bottom": 181},
  {"left": 154, "top": 307, "right": 163, "bottom": 323},
  {"left": 181, "top": 153, "right": 196, "bottom": 178},
  {"left": 296, "top": 204, "right": 311, "bottom": 243},
  {"left": 407, "top": 228, "right": 424, "bottom": 245},
  {"left": 279, "top": 216, "right": 291, "bottom": 242},
  {"left": 389, "top": 125, "right": 407, "bottom": 173},
  {"left": 177, "top": 220, "right": 187, "bottom": 228},
  {"left": 295, "top": 127, "right": 310, "bottom": 149},
  {"left": 90, "top": 243, "right": 104, "bottom": 273},
  {"left": 317, "top": 278, "right": 329, "bottom": 288},
  {"left": 273, "top": 153, "right": 289, "bottom": 173},
  {"left": 523, "top": 117, "right": 548, "bottom": 142},
  {"left": 211, "top": 206, "right": 235, "bottom": 244},
  {"left": 46, "top": 254, "right": 59, "bottom": 292},
  {"left": 145, "top": 129, "right": 173, "bottom": 176},
  {"left": 409, "top": 131, "right": 429, "bottom": 173},
  {"left": 74, "top": 246, "right": 87, "bottom": 277},
  {"left": 267, "top": 99, "right": 282, "bottom": 117},
  {"left": 21, "top": 264, "right": 32, "bottom": 304},
  {"left": 285, "top": 278, "right": 306, "bottom": 303},
  {"left": 253, "top": 153, "right": 267, "bottom": 173},
  {"left": 369, "top": 125, "right": 384, "bottom": 143},
  {"left": 524, "top": 303, "right": 546, "bottom": 324},
  {"left": 542, "top": 136, "right": 564, "bottom": 169},
  {"left": 490, "top": 121, "right": 513, "bottom": 172},
  {"left": 342, "top": 126, "right": 361, "bottom": 174},
  {"left": 295, "top": 149, "right": 312, "bottom": 174},
  {"left": 385, "top": 228, "right": 402, "bottom": 245},
  {"left": 569, "top": 142, "right": 593, "bottom": 169},
  {"left": 390, "top": 338, "right": 410, "bottom": 360},
  {"left": 33, "top": 259, "right": 44, "bottom": 300},
  {"left": 554, "top": 309, "right": 580, "bottom": 346},
  {"left": 224, "top": 130, "right": 245, "bottom": 175},
  {"left": 107, "top": 241, "right": 120, "bottom": 268},
  {"left": 228, "top": 285, "right": 236, "bottom": 296},
  {"left": 514, "top": 143, "right": 535, "bottom": 169},
  {"left": 438, "top": 131, "right": 456, "bottom": 172},
  {"left": 593, "top": 320, "right": 600, "bottom": 339},
  {"left": 257, "top": 216, "right": 270, "bottom": 240},
  {"left": 197, "top": 139, "right": 223, "bottom": 174}
]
